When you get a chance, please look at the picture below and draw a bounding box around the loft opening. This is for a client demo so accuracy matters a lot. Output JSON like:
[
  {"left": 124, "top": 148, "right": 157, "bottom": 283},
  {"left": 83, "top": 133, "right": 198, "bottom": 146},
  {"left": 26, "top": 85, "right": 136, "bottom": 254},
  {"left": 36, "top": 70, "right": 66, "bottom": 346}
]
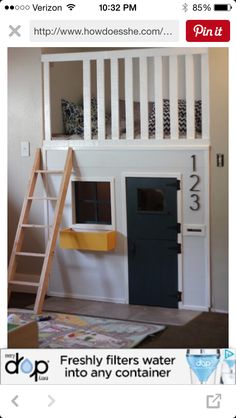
[{"left": 42, "top": 48, "right": 208, "bottom": 143}]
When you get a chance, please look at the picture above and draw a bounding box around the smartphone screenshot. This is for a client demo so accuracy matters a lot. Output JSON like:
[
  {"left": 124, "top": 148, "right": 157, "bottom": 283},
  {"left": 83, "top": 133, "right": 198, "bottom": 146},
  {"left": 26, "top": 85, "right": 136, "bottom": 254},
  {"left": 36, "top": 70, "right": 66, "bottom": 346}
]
[{"left": 0, "top": 0, "right": 235, "bottom": 416}]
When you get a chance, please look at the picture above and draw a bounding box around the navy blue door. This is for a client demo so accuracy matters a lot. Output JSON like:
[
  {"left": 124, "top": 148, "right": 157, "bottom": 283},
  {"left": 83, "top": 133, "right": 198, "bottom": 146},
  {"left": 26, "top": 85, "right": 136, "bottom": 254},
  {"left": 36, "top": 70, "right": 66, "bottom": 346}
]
[{"left": 126, "top": 177, "right": 179, "bottom": 308}]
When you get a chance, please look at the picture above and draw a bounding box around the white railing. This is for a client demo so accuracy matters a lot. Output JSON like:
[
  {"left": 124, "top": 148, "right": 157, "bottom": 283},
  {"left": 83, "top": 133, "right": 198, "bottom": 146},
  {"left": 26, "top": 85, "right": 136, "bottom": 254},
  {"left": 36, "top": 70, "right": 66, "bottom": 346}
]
[{"left": 42, "top": 48, "right": 209, "bottom": 146}]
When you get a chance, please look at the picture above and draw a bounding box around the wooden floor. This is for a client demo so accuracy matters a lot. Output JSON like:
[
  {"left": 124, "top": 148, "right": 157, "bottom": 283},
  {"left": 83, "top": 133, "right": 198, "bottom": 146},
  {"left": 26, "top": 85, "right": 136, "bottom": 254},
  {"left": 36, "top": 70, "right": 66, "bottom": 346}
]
[
  {"left": 9, "top": 293, "right": 228, "bottom": 348},
  {"left": 28, "top": 296, "right": 201, "bottom": 326}
]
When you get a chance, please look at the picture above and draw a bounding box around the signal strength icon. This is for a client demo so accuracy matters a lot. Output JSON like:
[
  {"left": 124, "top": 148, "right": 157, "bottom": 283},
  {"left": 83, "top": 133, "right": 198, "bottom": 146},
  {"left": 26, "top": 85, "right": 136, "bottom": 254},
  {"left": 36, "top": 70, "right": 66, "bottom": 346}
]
[{"left": 67, "top": 4, "right": 76, "bottom": 11}]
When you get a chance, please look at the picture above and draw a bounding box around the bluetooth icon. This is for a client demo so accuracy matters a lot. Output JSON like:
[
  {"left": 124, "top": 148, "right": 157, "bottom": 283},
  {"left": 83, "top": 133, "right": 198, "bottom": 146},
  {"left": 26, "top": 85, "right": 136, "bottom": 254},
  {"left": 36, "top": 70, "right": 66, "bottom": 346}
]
[{"left": 182, "top": 3, "right": 188, "bottom": 12}]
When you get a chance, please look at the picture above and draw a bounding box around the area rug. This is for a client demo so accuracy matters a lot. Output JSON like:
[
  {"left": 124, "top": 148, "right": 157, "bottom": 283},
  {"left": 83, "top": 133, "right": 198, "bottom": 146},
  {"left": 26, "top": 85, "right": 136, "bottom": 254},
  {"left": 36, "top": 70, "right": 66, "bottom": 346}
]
[{"left": 8, "top": 309, "right": 165, "bottom": 349}]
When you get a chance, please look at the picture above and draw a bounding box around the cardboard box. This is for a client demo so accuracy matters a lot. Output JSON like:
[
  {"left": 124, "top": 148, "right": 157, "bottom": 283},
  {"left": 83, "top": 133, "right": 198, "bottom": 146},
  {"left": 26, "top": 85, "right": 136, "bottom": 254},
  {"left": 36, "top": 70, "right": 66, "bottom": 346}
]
[{"left": 8, "top": 321, "right": 38, "bottom": 348}]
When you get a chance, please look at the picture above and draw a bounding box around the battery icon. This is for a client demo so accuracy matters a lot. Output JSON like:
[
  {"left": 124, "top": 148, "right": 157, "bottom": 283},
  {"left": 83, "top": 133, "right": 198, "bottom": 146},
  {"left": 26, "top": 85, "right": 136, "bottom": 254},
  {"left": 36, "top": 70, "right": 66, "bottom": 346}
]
[{"left": 214, "top": 4, "right": 232, "bottom": 10}]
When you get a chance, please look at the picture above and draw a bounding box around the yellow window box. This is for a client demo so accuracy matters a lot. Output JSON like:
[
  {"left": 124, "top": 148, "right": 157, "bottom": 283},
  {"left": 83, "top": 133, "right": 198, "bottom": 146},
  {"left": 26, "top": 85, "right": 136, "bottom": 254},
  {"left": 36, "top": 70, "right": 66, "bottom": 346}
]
[{"left": 59, "top": 229, "right": 116, "bottom": 251}]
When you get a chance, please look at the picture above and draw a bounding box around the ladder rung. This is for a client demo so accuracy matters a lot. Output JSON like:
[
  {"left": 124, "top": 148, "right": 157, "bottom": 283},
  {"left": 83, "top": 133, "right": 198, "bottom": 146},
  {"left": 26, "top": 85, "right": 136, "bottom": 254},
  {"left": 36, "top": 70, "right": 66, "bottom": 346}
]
[
  {"left": 15, "top": 252, "right": 45, "bottom": 257},
  {"left": 28, "top": 197, "right": 58, "bottom": 201},
  {"left": 21, "top": 224, "right": 52, "bottom": 228},
  {"left": 35, "top": 170, "right": 64, "bottom": 174},
  {"left": 8, "top": 147, "right": 73, "bottom": 315},
  {"left": 9, "top": 280, "right": 39, "bottom": 287}
]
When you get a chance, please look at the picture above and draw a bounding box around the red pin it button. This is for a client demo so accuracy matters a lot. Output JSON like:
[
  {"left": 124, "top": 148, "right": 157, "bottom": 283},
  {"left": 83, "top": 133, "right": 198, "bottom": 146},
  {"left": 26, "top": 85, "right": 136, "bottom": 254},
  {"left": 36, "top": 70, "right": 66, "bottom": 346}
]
[{"left": 186, "top": 20, "right": 230, "bottom": 42}]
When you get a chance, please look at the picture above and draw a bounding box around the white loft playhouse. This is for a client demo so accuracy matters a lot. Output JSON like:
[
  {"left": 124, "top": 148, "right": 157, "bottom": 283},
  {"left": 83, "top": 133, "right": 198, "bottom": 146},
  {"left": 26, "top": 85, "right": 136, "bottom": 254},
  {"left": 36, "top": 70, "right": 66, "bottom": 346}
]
[{"left": 19, "top": 48, "right": 212, "bottom": 312}]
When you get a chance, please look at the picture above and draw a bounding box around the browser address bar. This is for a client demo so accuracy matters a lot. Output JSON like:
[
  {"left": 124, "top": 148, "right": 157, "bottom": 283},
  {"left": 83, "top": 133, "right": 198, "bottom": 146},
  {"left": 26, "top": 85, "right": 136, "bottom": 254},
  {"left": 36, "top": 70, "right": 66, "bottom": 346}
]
[{"left": 30, "top": 20, "right": 179, "bottom": 42}]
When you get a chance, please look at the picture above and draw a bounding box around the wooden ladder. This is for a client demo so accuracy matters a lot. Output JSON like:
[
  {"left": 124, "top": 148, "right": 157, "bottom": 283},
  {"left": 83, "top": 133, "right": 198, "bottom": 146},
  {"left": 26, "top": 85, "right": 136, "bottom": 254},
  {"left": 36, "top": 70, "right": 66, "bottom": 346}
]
[{"left": 8, "top": 147, "right": 73, "bottom": 314}]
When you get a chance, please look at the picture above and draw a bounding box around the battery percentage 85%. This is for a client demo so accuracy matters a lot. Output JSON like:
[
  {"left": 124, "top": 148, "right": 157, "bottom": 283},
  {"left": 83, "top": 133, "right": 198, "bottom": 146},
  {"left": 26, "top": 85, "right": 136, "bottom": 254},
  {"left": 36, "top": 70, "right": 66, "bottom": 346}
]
[{"left": 193, "top": 3, "right": 212, "bottom": 11}]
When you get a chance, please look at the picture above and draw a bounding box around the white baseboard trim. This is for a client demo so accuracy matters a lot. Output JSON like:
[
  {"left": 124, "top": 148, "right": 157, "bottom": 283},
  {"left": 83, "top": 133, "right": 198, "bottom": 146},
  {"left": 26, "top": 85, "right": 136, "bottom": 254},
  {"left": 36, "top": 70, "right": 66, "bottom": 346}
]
[
  {"left": 10, "top": 273, "right": 38, "bottom": 294},
  {"left": 47, "top": 290, "right": 126, "bottom": 305},
  {"left": 180, "top": 304, "right": 209, "bottom": 312},
  {"left": 210, "top": 308, "right": 228, "bottom": 314},
  {"left": 11, "top": 280, "right": 217, "bottom": 313}
]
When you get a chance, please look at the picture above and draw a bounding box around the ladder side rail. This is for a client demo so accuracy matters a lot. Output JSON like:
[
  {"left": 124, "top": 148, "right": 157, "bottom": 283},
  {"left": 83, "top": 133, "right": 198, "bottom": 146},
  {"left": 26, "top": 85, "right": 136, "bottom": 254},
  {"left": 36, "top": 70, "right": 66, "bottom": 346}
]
[
  {"left": 34, "top": 148, "right": 73, "bottom": 313},
  {"left": 8, "top": 149, "right": 41, "bottom": 286}
]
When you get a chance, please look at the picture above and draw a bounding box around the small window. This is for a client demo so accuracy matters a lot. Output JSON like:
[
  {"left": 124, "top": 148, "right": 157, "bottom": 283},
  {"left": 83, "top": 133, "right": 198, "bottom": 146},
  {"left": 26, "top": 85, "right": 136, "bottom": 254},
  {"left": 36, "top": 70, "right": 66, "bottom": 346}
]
[
  {"left": 138, "top": 188, "right": 165, "bottom": 212},
  {"left": 73, "top": 181, "right": 112, "bottom": 225}
]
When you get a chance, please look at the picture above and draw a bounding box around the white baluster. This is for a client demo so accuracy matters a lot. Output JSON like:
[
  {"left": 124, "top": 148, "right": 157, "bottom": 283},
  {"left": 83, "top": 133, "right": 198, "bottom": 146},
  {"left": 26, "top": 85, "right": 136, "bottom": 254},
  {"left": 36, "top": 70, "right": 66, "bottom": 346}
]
[
  {"left": 125, "top": 57, "right": 134, "bottom": 140},
  {"left": 201, "top": 53, "right": 209, "bottom": 140},
  {"left": 111, "top": 58, "right": 119, "bottom": 141},
  {"left": 169, "top": 56, "right": 179, "bottom": 139},
  {"left": 97, "top": 59, "right": 106, "bottom": 140},
  {"left": 154, "top": 56, "right": 163, "bottom": 140},
  {"left": 185, "top": 54, "right": 195, "bottom": 140},
  {"left": 83, "top": 59, "right": 91, "bottom": 141},
  {"left": 139, "top": 56, "right": 149, "bottom": 140}
]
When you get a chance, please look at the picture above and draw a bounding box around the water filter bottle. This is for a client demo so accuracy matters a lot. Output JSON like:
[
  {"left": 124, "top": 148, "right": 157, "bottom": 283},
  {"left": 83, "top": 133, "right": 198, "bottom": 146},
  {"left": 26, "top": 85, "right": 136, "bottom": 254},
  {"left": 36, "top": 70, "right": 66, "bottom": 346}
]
[{"left": 186, "top": 349, "right": 221, "bottom": 384}]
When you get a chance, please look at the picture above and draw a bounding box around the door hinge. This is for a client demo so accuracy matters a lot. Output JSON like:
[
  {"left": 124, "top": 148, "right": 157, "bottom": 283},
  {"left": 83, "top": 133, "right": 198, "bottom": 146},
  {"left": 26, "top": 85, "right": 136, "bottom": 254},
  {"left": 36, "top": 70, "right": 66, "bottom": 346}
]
[
  {"left": 168, "top": 223, "right": 181, "bottom": 233},
  {"left": 168, "top": 243, "right": 181, "bottom": 253},
  {"left": 169, "top": 291, "right": 182, "bottom": 301},
  {"left": 168, "top": 179, "right": 181, "bottom": 190}
]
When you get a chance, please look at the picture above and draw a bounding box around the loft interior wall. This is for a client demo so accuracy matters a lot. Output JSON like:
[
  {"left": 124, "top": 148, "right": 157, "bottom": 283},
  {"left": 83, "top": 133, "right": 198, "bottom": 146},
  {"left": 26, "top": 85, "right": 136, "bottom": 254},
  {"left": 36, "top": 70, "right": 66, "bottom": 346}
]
[{"left": 50, "top": 60, "right": 111, "bottom": 133}]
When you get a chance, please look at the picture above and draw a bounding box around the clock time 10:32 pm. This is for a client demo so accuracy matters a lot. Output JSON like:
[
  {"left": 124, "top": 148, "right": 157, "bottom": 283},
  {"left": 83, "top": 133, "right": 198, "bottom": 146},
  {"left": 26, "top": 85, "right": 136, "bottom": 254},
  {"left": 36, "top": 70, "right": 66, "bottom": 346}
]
[{"left": 99, "top": 4, "right": 137, "bottom": 12}]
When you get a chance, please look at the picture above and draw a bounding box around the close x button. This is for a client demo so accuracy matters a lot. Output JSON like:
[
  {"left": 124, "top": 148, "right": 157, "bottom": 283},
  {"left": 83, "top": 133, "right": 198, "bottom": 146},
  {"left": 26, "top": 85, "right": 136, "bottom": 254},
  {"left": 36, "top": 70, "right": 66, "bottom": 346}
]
[{"left": 186, "top": 20, "right": 230, "bottom": 42}]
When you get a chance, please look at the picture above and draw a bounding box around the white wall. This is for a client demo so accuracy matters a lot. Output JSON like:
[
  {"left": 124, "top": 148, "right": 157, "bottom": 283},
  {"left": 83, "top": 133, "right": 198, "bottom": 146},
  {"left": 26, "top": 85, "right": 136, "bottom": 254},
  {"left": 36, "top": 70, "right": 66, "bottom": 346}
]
[
  {"left": 8, "top": 48, "right": 44, "bottom": 274},
  {"left": 209, "top": 48, "right": 228, "bottom": 312},
  {"left": 46, "top": 148, "right": 210, "bottom": 311}
]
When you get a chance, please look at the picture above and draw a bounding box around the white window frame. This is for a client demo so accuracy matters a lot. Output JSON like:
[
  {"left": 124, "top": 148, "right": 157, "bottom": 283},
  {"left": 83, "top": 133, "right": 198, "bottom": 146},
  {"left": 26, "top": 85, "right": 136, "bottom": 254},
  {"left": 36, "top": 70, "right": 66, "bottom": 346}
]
[{"left": 71, "top": 176, "right": 116, "bottom": 231}]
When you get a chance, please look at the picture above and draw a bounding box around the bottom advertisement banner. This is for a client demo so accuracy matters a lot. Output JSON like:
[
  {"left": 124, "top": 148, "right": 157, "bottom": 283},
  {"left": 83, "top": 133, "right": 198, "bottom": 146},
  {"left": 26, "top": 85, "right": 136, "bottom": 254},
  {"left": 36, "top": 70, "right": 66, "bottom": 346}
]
[{"left": 0, "top": 348, "right": 235, "bottom": 385}]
